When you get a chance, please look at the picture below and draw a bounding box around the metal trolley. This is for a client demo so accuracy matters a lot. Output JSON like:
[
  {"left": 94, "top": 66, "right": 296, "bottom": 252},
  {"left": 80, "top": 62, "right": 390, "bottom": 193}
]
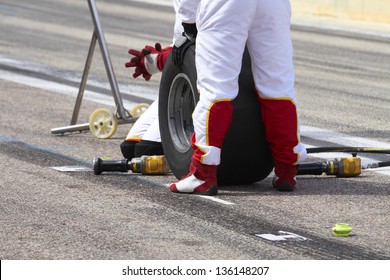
[{"left": 51, "top": 0, "right": 148, "bottom": 139}]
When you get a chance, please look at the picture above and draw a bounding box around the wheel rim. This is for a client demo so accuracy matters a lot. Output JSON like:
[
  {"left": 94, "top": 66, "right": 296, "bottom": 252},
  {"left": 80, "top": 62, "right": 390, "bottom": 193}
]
[
  {"left": 89, "top": 108, "right": 118, "bottom": 139},
  {"left": 130, "top": 103, "right": 150, "bottom": 118},
  {"left": 167, "top": 73, "right": 196, "bottom": 153}
]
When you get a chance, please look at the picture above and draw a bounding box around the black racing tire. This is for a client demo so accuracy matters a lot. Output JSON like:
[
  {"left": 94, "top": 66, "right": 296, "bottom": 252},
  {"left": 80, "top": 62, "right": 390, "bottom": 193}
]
[{"left": 159, "top": 45, "right": 274, "bottom": 185}]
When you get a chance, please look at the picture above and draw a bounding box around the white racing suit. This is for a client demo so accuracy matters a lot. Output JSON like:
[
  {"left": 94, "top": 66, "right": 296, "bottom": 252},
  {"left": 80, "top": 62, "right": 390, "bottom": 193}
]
[
  {"left": 124, "top": 98, "right": 160, "bottom": 143},
  {"left": 121, "top": 0, "right": 199, "bottom": 159},
  {"left": 192, "top": 0, "right": 307, "bottom": 167},
  {"left": 125, "top": 0, "right": 198, "bottom": 143}
]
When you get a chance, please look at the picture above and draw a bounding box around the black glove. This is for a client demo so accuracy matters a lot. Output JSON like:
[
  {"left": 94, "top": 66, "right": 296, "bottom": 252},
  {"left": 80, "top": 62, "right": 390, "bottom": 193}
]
[
  {"left": 172, "top": 23, "right": 197, "bottom": 67},
  {"left": 125, "top": 43, "right": 164, "bottom": 81}
]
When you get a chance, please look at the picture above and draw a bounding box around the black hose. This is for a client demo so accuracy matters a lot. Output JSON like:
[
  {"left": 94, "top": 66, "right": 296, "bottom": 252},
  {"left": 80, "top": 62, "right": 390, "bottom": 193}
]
[
  {"left": 306, "top": 147, "right": 390, "bottom": 155},
  {"left": 364, "top": 161, "right": 390, "bottom": 169}
]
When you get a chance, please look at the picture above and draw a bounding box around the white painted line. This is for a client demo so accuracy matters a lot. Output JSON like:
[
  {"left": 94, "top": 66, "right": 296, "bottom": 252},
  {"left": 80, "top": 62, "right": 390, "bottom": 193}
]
[
  {"left": 127, "top": 0, "right": 173, "bottom": 7},
  {"left": 255, "top": 231, "right": 309, "bottom": 242},
  {"left": 0, "top": 69, "right": 139, "bottom": 108},
  {"left": 0, "top": 55, "right": 158, "bottom": 103},
  {"left": 301, "top": 125, "right": 390, "bottom": 149},
  {"left": 162, "top": 184, "right": 235, "bottom": 205},
  {"left": 375, "top": 167, "right": 390, "bottom": 176},
  {"left": 198, "top": 195, "right": 235, "bottom": 205}
]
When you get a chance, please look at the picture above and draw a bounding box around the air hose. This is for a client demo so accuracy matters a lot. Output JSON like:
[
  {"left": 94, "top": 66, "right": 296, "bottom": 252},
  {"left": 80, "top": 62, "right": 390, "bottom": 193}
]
[
  {"left": 93, "top": 155, "right": 170, "bottom": 175},
  {"left": 306, "top": 147, "right": 390, "bottom": 155}
]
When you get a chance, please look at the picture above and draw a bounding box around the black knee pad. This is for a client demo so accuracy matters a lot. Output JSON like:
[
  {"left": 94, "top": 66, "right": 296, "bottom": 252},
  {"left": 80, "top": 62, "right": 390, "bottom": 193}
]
[
  {"left": 134, "top": 140, "right": 164, "bottom": 157},
  {"left": 120, "top": 140, "right": 138, "bottom": 159}
]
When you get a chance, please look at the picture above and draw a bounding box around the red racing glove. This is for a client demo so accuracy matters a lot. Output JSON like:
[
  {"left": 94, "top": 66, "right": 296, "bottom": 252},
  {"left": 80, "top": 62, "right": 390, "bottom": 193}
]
[{"left": 125, "top": 43, "right": 172, "bottom": 81}]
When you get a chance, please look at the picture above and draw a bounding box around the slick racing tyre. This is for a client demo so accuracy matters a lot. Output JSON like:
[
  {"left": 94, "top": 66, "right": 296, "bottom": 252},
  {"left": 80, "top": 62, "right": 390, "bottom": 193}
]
[{"left": 159, "top": 45, "right": 273, "bottom": 185}]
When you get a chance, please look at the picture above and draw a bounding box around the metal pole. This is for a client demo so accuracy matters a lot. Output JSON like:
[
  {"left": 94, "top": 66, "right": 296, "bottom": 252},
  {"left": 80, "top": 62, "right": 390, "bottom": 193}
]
[
  {"left": 87, "top": 0, "right": 128, "bottom": 119},
  {"left": 51, "top": 0, "right": 136, "bottom": 136},
  {"left": 70, "top": 32, "right": 97, "bottom": 125}
]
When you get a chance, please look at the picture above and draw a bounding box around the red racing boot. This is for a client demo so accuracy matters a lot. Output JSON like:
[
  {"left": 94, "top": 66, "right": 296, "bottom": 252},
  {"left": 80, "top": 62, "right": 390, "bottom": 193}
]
[
  {"left": 272, "top": 161, "right": 298, "bottom": 192},
  {"left": 169, "top": 158, "right": 218, "bottom": 195}
]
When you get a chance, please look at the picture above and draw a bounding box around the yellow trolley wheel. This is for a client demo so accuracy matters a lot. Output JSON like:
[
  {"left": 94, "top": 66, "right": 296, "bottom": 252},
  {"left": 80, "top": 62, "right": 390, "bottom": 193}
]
[
  {"left": 89, "top": 108, "right": 118, "bottom": 139},
  {"left": 130, "top": 103, "right": 150, "bottom": 118}
]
